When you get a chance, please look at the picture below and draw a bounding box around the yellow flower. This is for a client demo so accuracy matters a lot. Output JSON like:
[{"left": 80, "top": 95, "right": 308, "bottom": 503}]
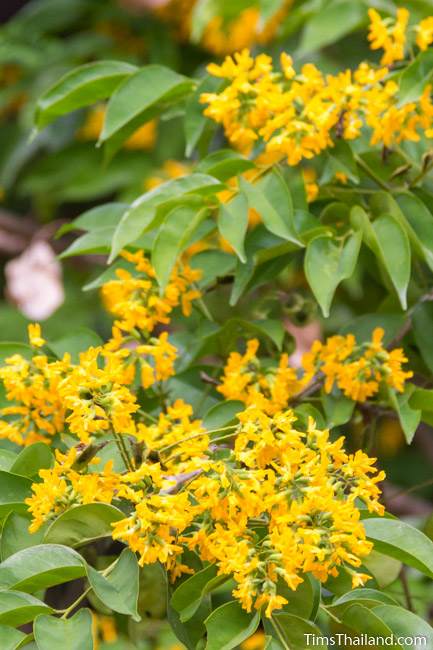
[
  {"left": 368, "top": 8, "right": 409, "bottom": 65},
  {"left": 28, "top": 323, "right": 45, "bottom": 348},
  {"left": 78, "top": 105, "right": 157, "bottom": 150},
  {"left": 415, "top": 17, "right": 433, "bottom": 51}
]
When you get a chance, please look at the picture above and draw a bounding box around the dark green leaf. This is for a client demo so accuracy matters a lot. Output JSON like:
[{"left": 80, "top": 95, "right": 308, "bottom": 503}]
[
  {"left": 203, "top": 401, "right": 243, "bottom": 432},
  {"left": 34, "top": 608, "right": 93, "bottom": 650},
  {"left": 372, "top": 214, "right": 410, "bottom": 309},
  {"left": 35, "top": 61, "right": 137, "bottom": 129},
  {"left": 398, "top": 49, "right": 433, "bottom": 105},
  {"left": 171, "top": 564, "right": 227, "bottom": 622},
  {"left": 342, "top": 603, "right": 399, "bottom": 647}
]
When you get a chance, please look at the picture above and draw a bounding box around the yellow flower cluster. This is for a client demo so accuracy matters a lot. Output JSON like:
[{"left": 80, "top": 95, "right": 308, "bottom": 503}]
[
  {"left": 303, "top": 327, "right": 412, "bottom": 402},
  {"left": 219, "top": 328, "right": 411, "bottom": 408},
  {"left": 101, "top": 250, "right": 201, "bottom": 334},
  {"left": 201, "top": 15, "right": 433, "bottom": 165},
  {"left": 368, "top": 9, "right": 433, "bottom": 64},
  {"left": 112, "top": 408, "right": 384, "bottom": 616}
]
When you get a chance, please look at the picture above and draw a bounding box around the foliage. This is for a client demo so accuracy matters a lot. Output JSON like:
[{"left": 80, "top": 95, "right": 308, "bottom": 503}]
[{"left": 0, "top": 0, "right": 433, "bottom": 648}]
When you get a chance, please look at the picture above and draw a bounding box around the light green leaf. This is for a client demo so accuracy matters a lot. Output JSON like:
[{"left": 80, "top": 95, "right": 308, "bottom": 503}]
[
  {"left": 395, "top": 192, "right": 433, "bottom": 271},
  {"left": 189, "top": 250, "right": 236, "bottom": 288},
  {"left": 304, "top": 231, "right": 361, "bottom": 317},
  {"left": 10, "top": 443, "right": 53, "bottom": 479},
  {"left": 0, "top": 625, "right": 26, "bottom": 650},
  {"left": 266, "top": 613, "right": 322, "bottom": 650},
  {"left": 87, "top": 549, "right": 140, "bottom": 621},
  {"left": 203, "top": 401, "right": 243, "bottom": 432},
  {"left": 34, "top": 608, "right": 93, "bottom": 650},
  {"left": 0, "top": 591, "right": 51, "bottom": 627},
  {"left": 59, "top": 227, "right": 115, "bottom": 258},
  {"left": 387, "top": 385, "right": 421, "bottom": 443},
  {"left": 218, "top": 194, "right": 249, "bottom": 263},
  {"left": 0, "top": 471, "right": 32, "bottom": 518},
  {"left": 342, "top": 603, "right": 399, "bottom": 648},
  {"left": 197, "top": 150, "right": 254, "bottom": 182},
  {"left": 372, "top": 214, "right": 410, "bottom": 309},
  {"left": 330, "top": 588, "right": 398, "bottom": 616},
  {"left": 240, "top": 170, "right": 301, "bottom": 245},
  {"left": 152, "top": 205, "right": 209, "bottom": 289},
  {"left": 205, "top": 600, "right": 260, "bottom": 650},
  {"left": 43, "top": 503, "right": 124, "bottom": 547},
  {"left": 110, "top": 173, "right": 222, "bottom": 261},
  {"left": 35, "top": 61, "right": 137, "bottom": 129},
  {"left": 363, "top": 518, "right": 433, "bottom": 578},
  {"left": 322, "top": 391, "right": 355, "bottom": 427},
  {"left": 363, "top": 550, "right": 402, "bottom": 588},
  {"left": 184, "top": 74, "right": 220, "bottom": 157},
  {"left": 398, "top": 49, "right": 433, "bottom": 105},
  {"left": 100, "top": 65, "right": 195, "bottom": 155},
  {"left": 56, "top": 203, "right": 127, "bottom": 237},
  {"left": 0, "top": 544, "right": 86, "bottom": 592}
]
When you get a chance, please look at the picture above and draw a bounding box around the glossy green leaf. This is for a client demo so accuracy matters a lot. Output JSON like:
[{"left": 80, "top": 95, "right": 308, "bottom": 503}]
[
  {"left": 1, "top": 513, "right": 46, "bottom": 561},
  {"left": 363, "top": 517, "right": 433, "bottom": 578},
  {"left": 56, "top": 203, "right": 127, "bottom": 237},
  {"left": 100, "top": 65, "right": 195, "bottom": 155},
  {"left": 363, "top": 550, "right": 402, "bottom": 588},
  {"left": 218, "top": 193, "right": 249, "bottom": 263},
  {"left": 87, "top": 549, "right": 140, "bottom": 621},
  {"left": 110, "top": 173, "right": 222, "bottom": 261},
  {"left": 9, "top": 443, "right": 53, "bottom": 478},
  {"left": 304, "top": 231, "right": 361, "bottom": 317},
  {"left": 0, "top": 625, "right": 26, "bottom": 650},
  {"left": 330, "top": 588, "right": 398, "bottom": 616},
  {"left": 0, "top": 470, "right": 32, "bottom": 518},
  {"left": 0, "top": 544, "right": 86, "bottom": 592},
  {"left": 203, "top": 400, "right": 243, "bottom": 432},
  {"left": 372, "top": 214, "right": 411, "bottom": 309},
  {"left": 152, "top": 205, "right": 208, "bottom": 289},
  {"left": 48, "top": 327, "right": 103, "bottom": 363},
  {"left": 0, "top": 591, "right": 51, "bottom": 627},
  {"left": 398, "top": 49, "right": 433, "bottom": 105},
  {"left": 240, "top": 170, "right": 300, "bottom": 245},
  {"left": 395, "top": 192, "right": 433, "bottom": 271},
  {"left": 205, "top": 600, "right": 260, "bottom": 650},
  {"left": 322, "top": 391, "right": 355, "bottom": 427},
  {"left": 43, "top": 503, "right": 124, "bottom": 547},
  {"left": 59, "top": 227, "right": 115, "bottom": 258},
  {"left": 35, "top": 60, "right": 137, "bottom": 129},
  {"left": 34, "top": 608, "right": 93, "bottom": 650}
]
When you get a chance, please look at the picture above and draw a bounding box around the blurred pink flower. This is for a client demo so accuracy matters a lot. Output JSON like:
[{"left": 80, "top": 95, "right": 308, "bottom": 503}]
[{"left": 286, "top": 320, "right": 322, "bottom": 367}]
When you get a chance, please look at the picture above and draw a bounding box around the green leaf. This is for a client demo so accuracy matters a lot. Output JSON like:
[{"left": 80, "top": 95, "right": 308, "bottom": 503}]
[
  {"left": 48, "top": 328, "right": 103, "bottom": 363},
  {"left": 56, "top": 202, "right": 127, "bottom": 237},
  {"left": 0, "top": 625, "right": 26, "bottom": 650},
  {"left": 59, "top": 227, "right": 115, "bottom": 258},
  {"left": 0, "top": 471, "right": 32, "bottom": 518},
  {"left": 322, "top": 391, "right": 355, "bottom": 427},
  {"left": 372, "top": 214, "right": 411, "bottom": 309},
  {"left": 240, "top": 170, "right": 301, "bottom": 245},
  {"left": 1, "top": 513, "right": 46, "bottom": 561},
  {"left": 87, "top": 549, "right": 140, "bottom": 621},
  {"left": 0, "top": 591, "right": 51, "bottom": 627},
  {"left": 0, "top": 343, "right": 32, "bottom": 364},
  {"left": 189, "top": 250, "right": 236, "bottom": 288},
  {"left": 342, "top": 603, "right": 399, "bottom": 648},
  {"left": 184, "top": 74, "right": 220, "bottom": 157},
  {"left": 395, "top": 192, "right": 433, "bottom": 271},
  {"left": 298, "top": 0, "right": 365, "bottom": 55},
  {"left": 351, "top": 206, "right": 410, "bottom": 309},
  {"left": 304, "top": 231, "right": 361, "bottom": 317},
  {"left": 110, "top": 173, "right": 222, "bottom": 261},
  {"left": 398, "top": 49, "right": 433, "bottom": 105},
  {"left": 171, "top": 564, "right": 228, "bottom": 622},
  {"left": 35, "top": 61, "right": 137, "bottom": 129},
  {"left": 152, "top": 205, "right": 209, "bottom": 289},
  {"left": 218, "top": 194, "right": 249, "bottom": 263},
  {"left": 413, "top": 301, "right": 433, "bottom": 374},
  {"left": 34, "top": 608, "right": 93, "bottom": 650},
  {"left": 197, "top": 150, "right": 254, "bottom": 182},
  {"left": 205, "top": 600, "right": 260, "bottom": 650},
  {"left": 363, "top": 517, "right": 433, "bottom": 578},
  {"left": 362, "top": 550, "right": 402, "bottom": 588},
  {"left": 321, "top": 140, "right": 359, "bottom": 185},
  {"left": 100, "top": 65, "right": 195, "bottom": 156},
  {"left": 43, "top": 503, "right": 124, "bottom": 547},
  {"left": 330, "top": 588, "right": 398, "bottom": 616},
  {"left": 387, "top": 385, "right": 421, "bottom": 444},
  {"left": 0, "top": 450, "right": 16, "bottom": 472},
  {"left": 203, "top": 401, "right": 243, "bottom": 432},
  {"left": 0, "top": 544, "right": 86, "bottom": 592},
  {"left": 9, "top": 443, "right": 53, "bottom": 479},
  {"left": 266, "top": 613, "right": 322, "bottom": 650},
  {"left": 372, "top": 605, "right": 433, "bottom": 648}
]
